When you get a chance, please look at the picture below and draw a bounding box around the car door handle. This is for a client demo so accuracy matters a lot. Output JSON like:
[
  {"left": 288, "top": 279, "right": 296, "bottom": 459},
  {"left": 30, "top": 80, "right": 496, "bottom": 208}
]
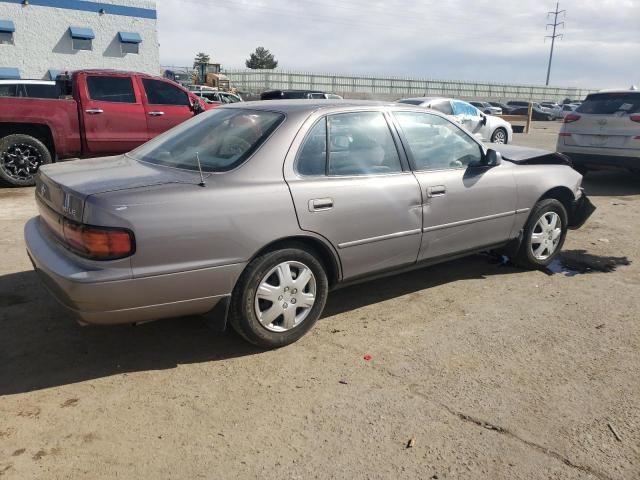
[
  {"left": 148, "top": 111, "right": 165, "bottom": 116},
  {"left": 308, "top": 198, "right": 334, "bottom": 211},
  {"left": 85, "top": 108, "right": 104, "bottom": 115},
  {"left": 427, "top": 186, "right": 446, "bottom": 197}
]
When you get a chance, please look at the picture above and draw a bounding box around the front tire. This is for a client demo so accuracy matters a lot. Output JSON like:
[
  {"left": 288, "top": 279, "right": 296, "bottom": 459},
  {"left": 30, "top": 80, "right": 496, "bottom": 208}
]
[
  {"left": 0, "top": 134, "right": 52, "bottom": 187},
  {"left": 490, "top": 128, "right": 508, "bottom": 144},
  {"left": 229, "top": 247, "right": 329, "bottom": 348},
  {"left": 514, "top": 199, "right": 568, "bottom": 269}
]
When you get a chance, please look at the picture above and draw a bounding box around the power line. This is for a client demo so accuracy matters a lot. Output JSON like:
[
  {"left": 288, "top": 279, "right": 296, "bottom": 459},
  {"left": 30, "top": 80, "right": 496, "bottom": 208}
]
[{"left": 545, "top": 1, "right": 565, "bottom": 86}]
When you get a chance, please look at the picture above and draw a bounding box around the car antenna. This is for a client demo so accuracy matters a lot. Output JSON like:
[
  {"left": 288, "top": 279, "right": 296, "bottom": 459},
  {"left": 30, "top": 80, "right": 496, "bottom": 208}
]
[{"left": 195, "top": 151, "right": 206, "bottom": 187}]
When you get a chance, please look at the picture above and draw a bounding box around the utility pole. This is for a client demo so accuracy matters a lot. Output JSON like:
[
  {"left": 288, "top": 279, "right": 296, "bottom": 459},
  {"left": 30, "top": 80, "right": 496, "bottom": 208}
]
[{"left": 545, "top": 2, "right": 565, "bottom": 86}]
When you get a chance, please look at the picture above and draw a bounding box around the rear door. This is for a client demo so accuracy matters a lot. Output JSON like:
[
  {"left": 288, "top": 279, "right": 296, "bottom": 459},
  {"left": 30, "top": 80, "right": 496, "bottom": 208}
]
[
  {"left": 140, "top": 77, "right": 195, "bottom": 140},
  {"left": 392, "top": 111, "right": 517, "bottom": 260},
  {"left": 560, "top": 92, "right": 640, "bottom": 151},
  {"left": 81, "top": 74, "right": 148, "bottom": 155},
  {"left": 285, "top": 110, "right": 423, "bottom": 280}
]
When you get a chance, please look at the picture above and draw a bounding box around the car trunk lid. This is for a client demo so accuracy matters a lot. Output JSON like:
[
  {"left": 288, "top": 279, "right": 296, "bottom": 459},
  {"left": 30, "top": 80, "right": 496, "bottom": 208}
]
[{"left": 36, "top": 155, "right": 200, "bottom": 222}]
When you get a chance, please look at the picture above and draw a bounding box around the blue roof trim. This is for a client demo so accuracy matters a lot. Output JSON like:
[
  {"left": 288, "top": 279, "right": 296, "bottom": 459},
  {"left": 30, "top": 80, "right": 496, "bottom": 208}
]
[
  {"left": 118, "top": 31, "right": 142, "bottom": 44},
  {"left": 0, "top": 19, "right": 15, "bottom": 33},
  {"left": 69, "top": 26, "right": 95, "bottom": 40},
  {"left": 0, "top": 67, "right": 20, "bottom": 79},
  {"left": 0, "top": 0, "right": 157, "bottom": 19}
]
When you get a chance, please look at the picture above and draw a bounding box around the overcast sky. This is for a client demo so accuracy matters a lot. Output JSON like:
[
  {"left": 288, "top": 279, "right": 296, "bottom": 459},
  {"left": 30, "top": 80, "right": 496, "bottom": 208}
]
[{"left": 156, "top": 0, "right": 639, "bottom": 89}]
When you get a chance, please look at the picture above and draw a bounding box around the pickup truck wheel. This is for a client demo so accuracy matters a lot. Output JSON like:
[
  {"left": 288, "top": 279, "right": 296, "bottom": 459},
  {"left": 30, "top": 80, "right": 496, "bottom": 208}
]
[
  {"left": 514, "top": 199, "right": 568, "bottom": 269},
  {"left": 229, "top": 248, "right": 329, "bottom": 349},
  {"left": 0, "top": 134, "right": 52, "bottom": 187}
]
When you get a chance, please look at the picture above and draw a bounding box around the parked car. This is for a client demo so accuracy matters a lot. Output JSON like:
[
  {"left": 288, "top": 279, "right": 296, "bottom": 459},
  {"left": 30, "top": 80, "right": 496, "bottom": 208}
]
[
  {"left": 0, "top": 79, "right": 60, "bottom": 99},
  {"left": 540, "top": 102, "right": 563, "bottom": 119},
  {"left": 489, "top": 101, "right": 516, "bottom": 114},
  {"left": 559, "top": 104, "right": 579, "bottom": 118},
  {"left": 0, "top": 69, "right": 215, "bottom": 187},
  {"left": 194, "top": 90, "right": 243, "bottom": 104},
  {"left": 470, "top": 101, "right": 502, "bottom": 115},
  {"left": 508, "top": 105, "right": 554, "bottom": 121},
  {"left": 260, "top": 90, "right": 341, "bottom": 100},
  {"left": 25, "top": 101, "right": 594, "bottom": 348},
  {"left": 397, "top": 97, "right": 512, "bottom": 143},
  {"left": 557, "top": 89, "right": 640, "bottom": 174}
]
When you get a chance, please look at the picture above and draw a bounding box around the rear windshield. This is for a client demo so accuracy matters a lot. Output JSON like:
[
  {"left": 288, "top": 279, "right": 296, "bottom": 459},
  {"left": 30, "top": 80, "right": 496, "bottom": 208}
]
[
  {"left": 131, "top": 108, "right": 284, "bottom": 172},
  {"left": 577, "top": 92, "right": 640, "bottom": 115}
]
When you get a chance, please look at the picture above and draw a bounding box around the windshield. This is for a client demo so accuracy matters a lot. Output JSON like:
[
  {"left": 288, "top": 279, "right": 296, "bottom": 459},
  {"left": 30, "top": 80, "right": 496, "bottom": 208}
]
[
  {"left": 131, "top": 108, "right": 285, "bottom": 172},
  {"left": 577, "top": 92, "right": 640, "bottom": 115}
]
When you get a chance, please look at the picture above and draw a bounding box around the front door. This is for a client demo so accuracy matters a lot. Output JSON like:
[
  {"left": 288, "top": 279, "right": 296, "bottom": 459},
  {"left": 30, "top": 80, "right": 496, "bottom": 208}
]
[
  {"left": 392, "top": 111, "right": 517, "bottom": 260},
  {"left": 82, "top": 75, "right": 148, "bottom": 156},
  {"left": 286, "top": 111, "right": 423, "bottom": 280},
  {"left": 140, "top": 78, "right": 195, "bottom": 140}
]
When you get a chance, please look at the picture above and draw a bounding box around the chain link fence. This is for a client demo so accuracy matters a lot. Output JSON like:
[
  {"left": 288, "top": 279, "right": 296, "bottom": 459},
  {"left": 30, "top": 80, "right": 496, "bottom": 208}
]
[{"left": 221, "top": 69, "right": 596, "bottom": 102}]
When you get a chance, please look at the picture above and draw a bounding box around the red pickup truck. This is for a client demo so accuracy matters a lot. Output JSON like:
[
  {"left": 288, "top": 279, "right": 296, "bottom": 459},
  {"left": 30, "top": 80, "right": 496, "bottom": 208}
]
[{"left": 0, "top": 70, "right": 216, "bottom": 187}]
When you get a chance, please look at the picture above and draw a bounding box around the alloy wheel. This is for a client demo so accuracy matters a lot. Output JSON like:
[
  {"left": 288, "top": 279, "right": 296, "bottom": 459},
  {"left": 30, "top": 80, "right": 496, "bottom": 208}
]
[
  {"left": 1, "top": 143, "right": 42, "bottom": 182},
  {"left": 493, "top": 129, "right": 507, "bottom": 144},
  {"left": 254, "top": 261, "right": 317, "bottom": 332},
  {"left": 530, "top": 212, "right": 562, "bottom": 260}
]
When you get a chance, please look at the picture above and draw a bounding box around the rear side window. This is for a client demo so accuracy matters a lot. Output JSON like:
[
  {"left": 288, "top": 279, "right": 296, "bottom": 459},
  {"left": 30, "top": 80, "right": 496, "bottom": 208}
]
[
  {"left": 297, "top": 112, "right": 403, "bottom": 176},
  {"left": 577, "top": 93, "right": 640, "bottom": 114},
  {"left": 143, "top": 79, "right": 190, "bottom": 106},
  {"left": 87, "top": 76, "right": 136, "bottom": 103},
  {"left": 429, "top": 100, "right": 453, "bottom": 115}
]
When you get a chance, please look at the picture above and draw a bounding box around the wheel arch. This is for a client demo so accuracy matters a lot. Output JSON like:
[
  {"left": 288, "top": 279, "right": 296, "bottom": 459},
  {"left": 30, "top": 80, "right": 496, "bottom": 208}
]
[
  {"left": 246, "top": 235, "right": 342, "bottom": 288},
  {"left": 0, "top": 123, "right": 56, "bottom": 158},
  {"left": 538, "top": 186, "right": 574, "bottom": 219}
]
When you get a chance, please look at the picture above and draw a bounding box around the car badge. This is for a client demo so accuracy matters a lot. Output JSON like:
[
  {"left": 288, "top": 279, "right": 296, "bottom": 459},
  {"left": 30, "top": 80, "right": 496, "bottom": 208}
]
[
  {"left": 62, "top": 192, "right": 76, "bottom": 217},
  {"left": 597, "top": 119, "right": 608, "bottom": 126},
  {"left": 39, "top": 182, "right": 48, "bottom": 198}
]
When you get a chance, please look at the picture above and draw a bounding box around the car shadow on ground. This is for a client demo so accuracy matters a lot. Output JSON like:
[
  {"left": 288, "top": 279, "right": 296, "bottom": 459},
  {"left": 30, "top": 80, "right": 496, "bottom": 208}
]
[
  {"left": 0, "top": 255, "right": 522, "bottom": 395},
  {"left": 582, "top": 170, "right": 640, "bottom": 197}
]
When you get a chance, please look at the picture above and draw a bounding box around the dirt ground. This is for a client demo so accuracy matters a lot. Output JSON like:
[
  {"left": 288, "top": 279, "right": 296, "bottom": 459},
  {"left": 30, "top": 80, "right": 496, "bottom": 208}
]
[{"left": 1, "top": 122, "right": 639, "bottom": 479}]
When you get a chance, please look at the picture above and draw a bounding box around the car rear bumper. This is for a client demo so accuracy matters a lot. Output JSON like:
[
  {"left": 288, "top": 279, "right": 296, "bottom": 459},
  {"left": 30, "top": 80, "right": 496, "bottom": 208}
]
[{"left": 25, "top": 217, "right": 245, "bottom": 325}]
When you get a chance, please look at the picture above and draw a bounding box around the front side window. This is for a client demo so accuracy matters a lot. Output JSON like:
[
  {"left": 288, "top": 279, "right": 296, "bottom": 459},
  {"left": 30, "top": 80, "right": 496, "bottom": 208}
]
[
  {"left": 143, "top": 79, "right": 190, "bottom": 106},
  {"left": 131, "top": 109, "right": 284, "bottom": 172},
  {"left": 87, "top": 76, "right": 136, "bottom": 103},
  {"left": 394, "top": 111, "right": 482, "bottom": 170}
]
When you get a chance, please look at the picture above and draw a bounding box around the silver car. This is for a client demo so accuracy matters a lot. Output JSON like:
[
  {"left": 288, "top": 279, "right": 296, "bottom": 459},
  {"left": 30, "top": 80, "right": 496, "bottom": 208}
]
[
  {"left": 25, "top": 101, "right": 594, "bottom": 348},
  {"left": 397, "top": 97, "right": 513, "bottom": 144}
]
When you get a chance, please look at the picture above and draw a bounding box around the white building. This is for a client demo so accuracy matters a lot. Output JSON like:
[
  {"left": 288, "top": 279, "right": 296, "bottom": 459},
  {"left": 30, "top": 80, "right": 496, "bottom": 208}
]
[{"left": 0, "top": 0, "right": 159, "bottom": 80}]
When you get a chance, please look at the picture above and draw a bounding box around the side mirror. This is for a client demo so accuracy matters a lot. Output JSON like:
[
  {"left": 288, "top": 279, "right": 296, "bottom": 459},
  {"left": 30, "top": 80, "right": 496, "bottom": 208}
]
[
  {"left": 481, "top": 114, "right": 488, "bottom": 126},
  {"left": 190, "top": 96, "right": 205, "bottom": 115},
  {"left": 483, "top": 149, "right": 502, "bottom": 167}
]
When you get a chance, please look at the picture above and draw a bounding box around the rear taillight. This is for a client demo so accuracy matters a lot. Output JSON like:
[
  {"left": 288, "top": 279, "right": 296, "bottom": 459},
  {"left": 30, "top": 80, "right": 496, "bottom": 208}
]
[
  {"left": 563, "top": 114, "right": 581, "bottom": 123},
  {"left": 62, "top": 219, "right": 134, "bottom": 260},
  {"left": 630, "top": 115, "right": 640, "bottom": 123}
]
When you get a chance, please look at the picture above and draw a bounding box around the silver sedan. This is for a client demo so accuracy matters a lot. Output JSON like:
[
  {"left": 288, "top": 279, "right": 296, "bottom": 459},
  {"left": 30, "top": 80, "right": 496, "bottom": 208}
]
[{"left": 25, "top": 101, "right": 594, "bottom": 348}]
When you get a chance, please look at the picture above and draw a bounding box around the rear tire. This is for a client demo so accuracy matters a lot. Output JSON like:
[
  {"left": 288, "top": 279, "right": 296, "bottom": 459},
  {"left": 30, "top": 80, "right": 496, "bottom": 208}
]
[
  {"left": 229, "top": 248, "right": 329, "bottom": 348},
  {"left": 0, "top": 134, "right": 52, "bottom": 187},
  {"left": 514, "top": 199, "right": 568, "bottom": 269}
]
